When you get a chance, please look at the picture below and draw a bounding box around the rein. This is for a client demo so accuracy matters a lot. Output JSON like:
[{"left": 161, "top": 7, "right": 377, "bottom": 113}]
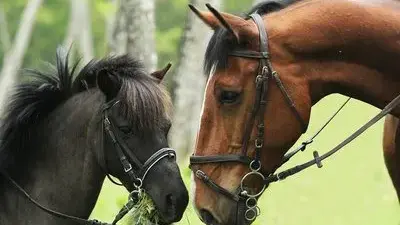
[
  {"left": 1, "top": 99, "right": 176, "bottom": 225},
  {"left": 189, "top": 11, "right": 400, "bottom": 225}
]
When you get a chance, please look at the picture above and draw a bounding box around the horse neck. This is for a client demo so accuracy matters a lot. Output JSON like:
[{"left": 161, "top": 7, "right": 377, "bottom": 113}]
[
  {"left": 0, "top": 91, "right": 106, "bottom": 225},
  {"left": 269, "top": 0, "right": 400, "bottom": 116}
]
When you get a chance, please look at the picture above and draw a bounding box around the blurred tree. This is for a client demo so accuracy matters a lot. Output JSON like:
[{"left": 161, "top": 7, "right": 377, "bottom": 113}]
[
  {"left": 110, "top": 0, "right": 157, "bottom": 70},
  {"left": 64, "top": 0, "right": 94, "bottom": 64},
  {"left": 0, "top": 0, "right": 43, "bottom": 116},
  {"left": 0, "top": 4, "right": 11, "bottom": 53},
  {"left": 169, "top": 0, "right": 223, "bottom": 161}
]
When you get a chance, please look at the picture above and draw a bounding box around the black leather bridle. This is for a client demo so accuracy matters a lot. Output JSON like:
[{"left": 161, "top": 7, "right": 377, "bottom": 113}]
[
  {"left": 1, "top": 99, "right": 176, "bottom": 225},
  {"left": 189, "top": 11, "right": 400, "bottom": 225}
]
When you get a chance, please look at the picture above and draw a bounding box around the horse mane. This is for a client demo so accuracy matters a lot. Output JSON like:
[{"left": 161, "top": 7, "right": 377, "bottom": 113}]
[
  {"left": 204, "top": 0, "right": 298, "bottom": 76},
  {"left": 0, "top": 46, "right": 170, "bottom": 170}
]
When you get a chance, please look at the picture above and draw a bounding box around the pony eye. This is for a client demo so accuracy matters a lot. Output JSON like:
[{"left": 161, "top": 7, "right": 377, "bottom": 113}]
[
  {"left": 119, "top": 126, "right": 132, "bottom": 134},
  {"left": 219, "top": 91, "right": 241, "bottom": 104}
]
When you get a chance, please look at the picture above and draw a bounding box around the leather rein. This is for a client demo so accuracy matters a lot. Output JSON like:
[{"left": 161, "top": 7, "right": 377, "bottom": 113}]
[
  {"left": 1, "top": 99, "right": 176, "bottom": 225},
  {"left": 189, "top": 12, "right": 400, "bottom": 224}
]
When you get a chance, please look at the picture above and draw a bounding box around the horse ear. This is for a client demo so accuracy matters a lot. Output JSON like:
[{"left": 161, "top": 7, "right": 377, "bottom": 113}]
[
  {"left": 97, "top": 69, "right": 121, "bottom": 99},
  {"left": 150, "top": 63, "right": 172, "bottom": 83},
  {"left": 188, "top": 4, "right": 251, "bottom": 43}
]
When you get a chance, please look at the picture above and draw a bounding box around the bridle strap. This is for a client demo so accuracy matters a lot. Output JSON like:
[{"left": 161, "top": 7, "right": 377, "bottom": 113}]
[
  {"left": 1, "top": 171, "right": 110, "bottom": 225},
  {"left": 190, "top": 154, "right": 252, "bottom": 165},
  {"left": 104, "top": 110, "right": 143, "bottom": 169},
  {"left": 265, "top": 93, "right": 400, "bottom": 184},
  {"left": 281, "top": 97, "right": 351, "bottom": 165},
  {"left": 230, "top": 50, "right": 269, "bottom": 59},
  {"left": 272, "top": 71, "right": 307, "bottom": 132},
  {"left": 251, "top": 14, "right": 269, "bottom": 53},
  {"left": 103, "top": 113, "right": 140, "bottom": 185},
  {"left": 194, "top": 170, "right": 242, "bottom": 202},
  {"left": 230, "top": 14, "right": 307, "bottom": 134},
  {"left": 140, "top": 148, "right": 175, "bottom": 180}
]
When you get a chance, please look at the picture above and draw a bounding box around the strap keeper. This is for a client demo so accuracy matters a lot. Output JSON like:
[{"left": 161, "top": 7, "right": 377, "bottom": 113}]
[
  {"left": 261, "top": 52, "right": 269, "bottom": 58},
  {"left": 121, "top": 156, "right": 133, "bottom": 172},
  {"left": 313, "top": 151, "right": 323, "bottom": 168}
]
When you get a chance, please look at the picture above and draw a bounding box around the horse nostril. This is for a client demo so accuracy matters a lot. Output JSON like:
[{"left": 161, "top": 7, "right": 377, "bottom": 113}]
[{"left": 200, "top": 209, "right": 219, "bottom": 225}]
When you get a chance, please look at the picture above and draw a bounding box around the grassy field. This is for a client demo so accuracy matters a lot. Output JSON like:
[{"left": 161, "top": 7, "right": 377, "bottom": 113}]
[{"left": 90, "top": 94, "right": 400, "bottom": 225}]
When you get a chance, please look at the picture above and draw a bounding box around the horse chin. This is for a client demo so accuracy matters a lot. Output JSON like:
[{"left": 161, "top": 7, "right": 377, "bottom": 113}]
[{"left": 202, "top": 197, "right": 256, "bottom": 225}]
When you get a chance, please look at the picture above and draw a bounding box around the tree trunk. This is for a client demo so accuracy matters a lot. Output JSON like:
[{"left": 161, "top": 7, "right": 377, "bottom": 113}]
[
  {"left": 253, "top": 0, "right": 264, "bottom": 4},
  {"left": 78, "top": 0, "right": 94, "bottom": 63},
  {"left": 0, "top": 4, "right": 11, "bottom": 53},
  {"left": 110, "top": 0, "right": 157, "bottom": 71},
  {"left": 169, "top": 0, "right": 222, "bottom": 162},
  {"left": 0, "top": 0, "right": 43, "bottom": 117},
  {"left": 64, "top": 0, "right": 94, "bottom": 64},
  {"left": 105, "top": 0, "right": 116, "bottom": 53}
]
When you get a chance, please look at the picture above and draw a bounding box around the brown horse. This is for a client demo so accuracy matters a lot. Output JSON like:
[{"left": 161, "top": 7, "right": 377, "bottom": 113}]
[{"left": 188, "top": 0, "right": 400, "bottom": 224}]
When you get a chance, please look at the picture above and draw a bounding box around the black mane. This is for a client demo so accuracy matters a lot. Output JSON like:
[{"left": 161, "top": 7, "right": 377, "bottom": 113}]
[
  {"left": 204, "top": 0, "right": 297, "bottom": 76},
  {"left": 0, "top": 46, "right": 169, "bottom": 170}
]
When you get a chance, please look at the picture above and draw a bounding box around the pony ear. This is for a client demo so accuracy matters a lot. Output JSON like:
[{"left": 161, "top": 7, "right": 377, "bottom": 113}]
[
  {"left": 96, "top": 69, "right": 121, "bottom": 99},
  {"left": 188, "top": 4, "right": 252, "bottom": 43},
  {"left": 150, "top": 63, "right": 172, "bottom": 83}
]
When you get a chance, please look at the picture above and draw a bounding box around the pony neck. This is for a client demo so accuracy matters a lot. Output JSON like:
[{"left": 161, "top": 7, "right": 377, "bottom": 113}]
[
  {"left": 269, "top": 0, "right": 400, "bottom": 116},
  {"left": 0, "top": 92, "right": 105, "bottom": 225}
]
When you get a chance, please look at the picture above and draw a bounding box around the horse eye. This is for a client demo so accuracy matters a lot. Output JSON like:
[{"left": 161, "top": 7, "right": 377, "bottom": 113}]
[
  {"left": 119, "top": 126, "right": 132, "bottom": 134},
  {"left": 219, "top": 91, "right": 241, "bottom": 104}
]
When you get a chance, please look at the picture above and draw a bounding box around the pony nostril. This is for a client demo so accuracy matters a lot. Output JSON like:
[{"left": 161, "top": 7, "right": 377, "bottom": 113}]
[
  {"left": 166, "top": 193, "right": 176, "bottom": 207},
  {"left": 200, "top": 209, "right": 219, "bottom": 224}
]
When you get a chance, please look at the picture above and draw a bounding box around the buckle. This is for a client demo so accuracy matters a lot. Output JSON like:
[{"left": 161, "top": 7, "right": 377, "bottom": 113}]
[
  {"left": 195, "top": 170, "right": 208, "bottom": 181},
  {"left": 124, "top": 163, "right": 132, "bottom": 173},
  {"left": 255, "top": 75, "right": 267, "bottom": 84}
]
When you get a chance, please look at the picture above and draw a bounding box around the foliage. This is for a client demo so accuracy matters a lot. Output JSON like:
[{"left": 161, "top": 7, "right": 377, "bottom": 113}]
[{"left": 130, "top": 192, "right": 159, "bottom": 225}]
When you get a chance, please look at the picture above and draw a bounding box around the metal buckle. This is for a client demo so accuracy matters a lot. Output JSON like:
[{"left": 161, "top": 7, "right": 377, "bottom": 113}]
[
  {"left": 255, "top": 139, "right": 263, "bottom": 148},
  {"left": 261, "top": 66, "right": 269, "bottom": 75},
  {"left": 255, "top": 75, "right": 267, "bottom": 84},
  {"left": 195, "top": 170, "right": 208, "bottom": 180},
  {"left": 104, "top": 117, "right": 111, "bottom": 127},
  {"left": 124, "top": 163, "right": 132, "bottom": 173},
  {"left": 133, "top": 178, "right": 142, "bottom": 189},
  {"left": 249, "top": 160, "right": 261, "bottom": 172},
  {"left": 168, "top": 152, "right": 175, "bottom": 159}
]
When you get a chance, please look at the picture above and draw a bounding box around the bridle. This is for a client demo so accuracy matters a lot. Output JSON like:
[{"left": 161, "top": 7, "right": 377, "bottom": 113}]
[
  {"left": 189, "top": 11, "right": 400, "bottom": 225},
  {"left": 190, "top": 12, "right": 307, "bottom": 223},
  {"left": 1, "top": 99, "right": 176, "bottom": 225}
]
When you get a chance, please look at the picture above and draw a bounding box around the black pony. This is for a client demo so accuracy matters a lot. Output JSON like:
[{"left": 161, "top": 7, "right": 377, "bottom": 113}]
[{"left": 0, "top": 47, "right": 188, "bottom": 225}]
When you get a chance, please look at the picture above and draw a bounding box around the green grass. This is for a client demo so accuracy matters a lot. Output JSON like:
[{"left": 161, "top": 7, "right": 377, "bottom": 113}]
[{"left": 90, "top": 94, "right": 400, "bottom": 225}]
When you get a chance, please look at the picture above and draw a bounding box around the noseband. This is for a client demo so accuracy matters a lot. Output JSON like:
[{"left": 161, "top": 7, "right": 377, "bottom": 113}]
[
  {"left": 190, "top": 11, "right": 400, "bottom": 225},
  {"left": 190, "top": 13, "right": 307, "bottom": 223},
  {"left": 102, "top": 100, "right": 175, "bottom": 196},
  {"left": 2, "top": 99, "right": 176, "bottom": 225}
]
